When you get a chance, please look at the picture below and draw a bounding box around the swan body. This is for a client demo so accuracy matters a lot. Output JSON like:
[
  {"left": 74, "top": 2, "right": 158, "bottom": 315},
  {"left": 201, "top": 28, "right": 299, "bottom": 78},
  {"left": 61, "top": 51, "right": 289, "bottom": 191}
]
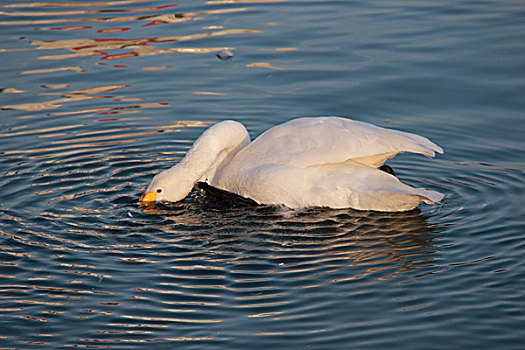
[{"left": 141, "top": 117, "right": 444, "bottom": 211}]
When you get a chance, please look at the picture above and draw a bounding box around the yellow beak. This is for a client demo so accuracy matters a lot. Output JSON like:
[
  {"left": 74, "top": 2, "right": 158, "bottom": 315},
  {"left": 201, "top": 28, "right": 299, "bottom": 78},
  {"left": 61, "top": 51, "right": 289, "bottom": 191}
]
[{"left": 140, "top": 191, "right": 157, "bottom": 206}]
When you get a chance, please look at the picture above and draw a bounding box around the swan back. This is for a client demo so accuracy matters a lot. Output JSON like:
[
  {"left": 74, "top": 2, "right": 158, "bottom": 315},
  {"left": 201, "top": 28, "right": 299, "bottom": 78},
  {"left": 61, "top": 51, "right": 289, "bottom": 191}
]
[
  {"left": 228, "top": 117, "right": 442, "bottom": 169},
  {"left": 212, "top": 117, "right": 444, "bottom": 211}
]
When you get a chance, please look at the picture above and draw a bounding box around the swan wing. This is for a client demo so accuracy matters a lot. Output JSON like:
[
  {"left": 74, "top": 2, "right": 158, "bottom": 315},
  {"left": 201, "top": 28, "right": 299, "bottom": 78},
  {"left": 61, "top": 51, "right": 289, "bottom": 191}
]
[
  {"left": 215, "top": 161, "right": 443, "bottom": 211},
  {"left": 235, "top": 117, "right": 443, "bottom": 168}
]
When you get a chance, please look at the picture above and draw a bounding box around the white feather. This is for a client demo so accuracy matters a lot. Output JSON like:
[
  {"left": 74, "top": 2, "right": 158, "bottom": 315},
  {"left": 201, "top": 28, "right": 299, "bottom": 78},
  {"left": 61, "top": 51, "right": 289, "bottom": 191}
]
[{"left": 144, "top": 117, "right": 444, "bottom": 212}]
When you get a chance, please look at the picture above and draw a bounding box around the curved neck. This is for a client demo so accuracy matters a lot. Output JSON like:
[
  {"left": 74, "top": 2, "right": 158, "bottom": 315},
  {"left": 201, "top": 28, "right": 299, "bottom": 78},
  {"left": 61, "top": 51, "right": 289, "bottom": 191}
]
[{"left": 163, "top": 121, "right": 250, "bottom": 201}]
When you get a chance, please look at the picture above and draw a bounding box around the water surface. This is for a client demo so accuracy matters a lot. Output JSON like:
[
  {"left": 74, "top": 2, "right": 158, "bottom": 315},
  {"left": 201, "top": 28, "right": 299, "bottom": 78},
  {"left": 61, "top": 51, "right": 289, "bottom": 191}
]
[{"left": 1, "top": 0, "right": 524, "bottom": 349}]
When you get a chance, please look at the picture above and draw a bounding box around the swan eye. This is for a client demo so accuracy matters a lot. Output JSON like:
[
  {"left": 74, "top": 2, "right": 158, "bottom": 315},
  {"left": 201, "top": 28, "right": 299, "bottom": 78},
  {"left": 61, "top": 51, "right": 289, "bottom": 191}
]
[{"left": 156, "top": 188, "right": 163, "bottom": 193}]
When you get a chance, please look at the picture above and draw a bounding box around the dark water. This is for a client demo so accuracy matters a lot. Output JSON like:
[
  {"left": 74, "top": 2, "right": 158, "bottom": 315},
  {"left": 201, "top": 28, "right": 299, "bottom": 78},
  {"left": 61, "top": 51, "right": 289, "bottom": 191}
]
[{"left": 1, "top": 0, "right": 524, "bottom": 348}]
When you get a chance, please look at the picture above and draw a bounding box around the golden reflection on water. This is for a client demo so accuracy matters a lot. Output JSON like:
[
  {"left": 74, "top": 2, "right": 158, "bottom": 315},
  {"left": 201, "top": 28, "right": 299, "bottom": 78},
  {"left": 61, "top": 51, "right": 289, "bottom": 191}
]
[
  {"left": 0, "top": 0, "right": 292, "bottom": 167},
  {"left": 192, "top": 91, "right": 228, "bottom": 96},
  {"left": 3, "top": 1, "right": 156, "bottom": 8},
  {"left": 28, "top": 28, "right": 260, "bottom": 61},
  {"left": 1, "top": 84, "right": 138, "bottom": 111},
  {"left": 0, "top": 4, "right": 178, "bottom": 18},
  {"left": 0, "top": 124, "right": 85, "bottom": 137},
  {"left": 142, "top": 65, "right": 173, "bottom": 71},
  {"left": 0, "top": 5, "right": 253, "bottom": 27},
  {"left": 20, "top": 66, "right": 85, "bottom": 74},
  {"left": 259, "top": 47, "right": 297, "bottom": 51},
  {"left": 0, "top": 0, "right": 262, "bottom": 68},
  {"left": 246, "top": 62, "right": 283, "bottom": 70}
]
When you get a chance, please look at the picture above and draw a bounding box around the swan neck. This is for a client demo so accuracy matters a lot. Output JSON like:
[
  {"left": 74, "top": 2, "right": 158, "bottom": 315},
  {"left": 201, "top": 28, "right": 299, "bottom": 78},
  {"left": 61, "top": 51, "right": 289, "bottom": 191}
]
[{"left": 179, "top": 120, "right": 250, "bottom": 184}]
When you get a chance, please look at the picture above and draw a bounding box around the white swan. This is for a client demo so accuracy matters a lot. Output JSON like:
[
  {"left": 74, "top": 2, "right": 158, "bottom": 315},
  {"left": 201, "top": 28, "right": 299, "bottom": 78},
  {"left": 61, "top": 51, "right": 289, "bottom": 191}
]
[{"left": 140, "top": 117, "right": 444, "bottom": 211}]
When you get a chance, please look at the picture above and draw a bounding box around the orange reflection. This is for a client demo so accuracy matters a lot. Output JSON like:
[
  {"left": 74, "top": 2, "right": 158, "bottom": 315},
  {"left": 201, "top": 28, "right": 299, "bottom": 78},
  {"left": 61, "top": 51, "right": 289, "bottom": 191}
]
[
  {"left": 119, "top": 257, "right": 160, "bottom": 263},
  {"left": 20, "top": 66, "right": 85, "bottom": 74},
  {"left": 62, "top": 270, "right": 112, "bottom": 278},
  {"left": 97, "top": 28, "right": 130, "bottom": 33},
  {"left": 246, "top": 62, "right": 283, "bottom": 70},
  {"left": 121, "top": 314, "right": 223, "bottom": 323},
  {"left": 202, "top": 25, "right": 224, "bottom": 30},
  {"left": 2, "top": 1, "right": 156, "bottom": 8},
  {"left": 82, "top": 309, "right": 113, "bottom": 315},
  {"left": 403, "top": 304, "right": 428, "bottom": 311},
  {"left": 39, "top": 25, "right": 92, "bottom": 31},
  {"left": 234, "top": 301, "right": 288, "bottom": 308},
  {"left": 13, "top": 315, "right": 48, "bottom": 322},
  {"left": 13, "top": 299, "right": 72, "bottom": 306},
  {"left": 39, "top": 293, "right": 84, "bottom": 299},
  {"left": 248, "top": 311, "right": 283, "bottom": 318},
  {"left": 259, "top": 47, "right": 297, "bottom": 51},
  {"left": 75, "top": 336, "right": 215, "bottom": 343},
  {"left": 96, "top": 330, "right": 151, "bottom": 334},
  {"left": 1, "top": 84, "right": 132, "bottom": 111},
  {"left": 0, "top": 1, "right": 264, "bottom": 88},
  {"left": 28, "top": 28, "right": 262, "bottom": 61},
  {"left": 0, "top": 4, "right": 177, "bottom": 18},
  {"left": 42, "top": 84, "right": 70, "bottom": 89},
  {"left": 0, "top": 85, "right": 169, "bottom": 115},
  {"left": 142, "top": 65, "right": 174, "bottom": 71},
  {"left": 106, "top": 323, "right": 168, "bottom": 328},
  {"left": 0, "top": 7, "right": 254, "bottom": 27},
  {"left": 192, "top": 91, "right": 228, "bottom": 96},
  {"left": 49, "top": 102, "right": 169, "bottom": 116}
]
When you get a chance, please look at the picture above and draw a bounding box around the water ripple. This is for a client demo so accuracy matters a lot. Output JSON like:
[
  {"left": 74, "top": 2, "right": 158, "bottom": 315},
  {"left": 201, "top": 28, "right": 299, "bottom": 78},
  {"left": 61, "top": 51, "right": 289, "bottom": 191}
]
[{"left": 1, "top": 0, "right": 524, "bottom": 348}]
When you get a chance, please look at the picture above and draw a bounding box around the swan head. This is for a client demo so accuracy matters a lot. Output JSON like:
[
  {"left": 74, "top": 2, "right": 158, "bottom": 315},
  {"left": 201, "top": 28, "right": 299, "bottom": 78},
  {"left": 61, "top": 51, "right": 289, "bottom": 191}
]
[{"left": 140, "top": 166, "right": 194, "bottom": 205}]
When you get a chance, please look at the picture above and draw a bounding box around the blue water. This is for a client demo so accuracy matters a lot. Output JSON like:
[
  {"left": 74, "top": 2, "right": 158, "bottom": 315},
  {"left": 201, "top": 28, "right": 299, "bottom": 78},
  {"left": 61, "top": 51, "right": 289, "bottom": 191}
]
[{"left": 1, "top": 0, "right": 524, "bottom": 348}]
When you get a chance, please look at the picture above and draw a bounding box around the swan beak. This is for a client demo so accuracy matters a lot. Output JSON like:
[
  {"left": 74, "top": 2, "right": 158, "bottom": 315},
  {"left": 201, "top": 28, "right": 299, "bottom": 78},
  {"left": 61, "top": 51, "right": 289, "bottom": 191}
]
[{"left": 140, "top": 191, "right": 157, "bottom": 206}]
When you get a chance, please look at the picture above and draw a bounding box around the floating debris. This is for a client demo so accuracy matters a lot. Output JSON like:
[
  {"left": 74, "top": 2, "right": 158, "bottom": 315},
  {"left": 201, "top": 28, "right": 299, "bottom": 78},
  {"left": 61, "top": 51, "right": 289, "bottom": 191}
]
[
  {"left": 0, "top": 88, "right": 25, "bottom": 93},
  {"left": 216, "top": 50, "right": 233, "bottom": 60}
]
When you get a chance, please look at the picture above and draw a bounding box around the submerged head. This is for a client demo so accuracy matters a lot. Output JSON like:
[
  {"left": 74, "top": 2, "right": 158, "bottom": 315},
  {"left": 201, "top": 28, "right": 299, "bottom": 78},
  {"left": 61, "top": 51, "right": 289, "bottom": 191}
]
[
  {"left": 140, "top": 167, "right": 194, "bottom": 206},
  {"left": 139, "top": 120, "right": 251, "bottom": 206}
]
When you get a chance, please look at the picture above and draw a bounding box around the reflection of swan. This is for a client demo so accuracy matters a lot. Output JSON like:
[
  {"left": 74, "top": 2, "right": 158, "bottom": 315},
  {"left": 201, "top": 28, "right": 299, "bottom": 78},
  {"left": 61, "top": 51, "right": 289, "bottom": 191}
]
[
  {"left": 141, "top": 117, "right": 443, "bottom": 211},
  {"left": 146, "top": 202, "right": 438, "bottom": 287}
]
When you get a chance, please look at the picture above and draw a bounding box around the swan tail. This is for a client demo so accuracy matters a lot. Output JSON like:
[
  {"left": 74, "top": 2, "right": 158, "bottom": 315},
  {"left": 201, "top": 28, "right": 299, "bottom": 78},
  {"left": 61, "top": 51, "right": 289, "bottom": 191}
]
[
  {"left": 361, "top": 187, "right": 444, "bottom": 212},
  {"left": 354, "top": 170, "right": 444, "bottom": 211},
  {"left": 414, "top": 187, "right": 444, "bottom": 204}
]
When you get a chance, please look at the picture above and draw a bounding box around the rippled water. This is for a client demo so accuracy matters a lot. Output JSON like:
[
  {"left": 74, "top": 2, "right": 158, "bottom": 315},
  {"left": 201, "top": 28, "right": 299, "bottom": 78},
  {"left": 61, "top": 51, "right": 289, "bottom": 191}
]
[{"left": 1, "top": 0, "right": 524, "bottom": 348}]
